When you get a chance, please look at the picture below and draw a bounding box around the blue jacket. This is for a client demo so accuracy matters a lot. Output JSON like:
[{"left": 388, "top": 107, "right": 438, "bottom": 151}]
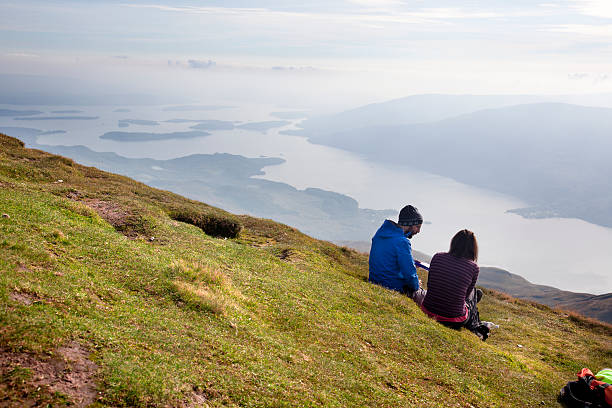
[{"left": 368, "top": 220, "right": 419, "bottom": 293}]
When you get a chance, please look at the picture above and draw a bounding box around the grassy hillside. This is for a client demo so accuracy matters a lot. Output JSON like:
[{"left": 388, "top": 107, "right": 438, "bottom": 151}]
[{"left": 1, "top": 133, "right": 610, "bottom": 407}]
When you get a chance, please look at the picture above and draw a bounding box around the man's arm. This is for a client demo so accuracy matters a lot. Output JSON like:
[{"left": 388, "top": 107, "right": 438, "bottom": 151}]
[{"left": 396, "top": 239, "right": 419, "bottom": 293}]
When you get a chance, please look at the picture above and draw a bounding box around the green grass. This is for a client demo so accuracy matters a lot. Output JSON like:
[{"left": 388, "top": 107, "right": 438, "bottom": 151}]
[{"left": 0, "top": 133, "right": 610, "bottom": 407}]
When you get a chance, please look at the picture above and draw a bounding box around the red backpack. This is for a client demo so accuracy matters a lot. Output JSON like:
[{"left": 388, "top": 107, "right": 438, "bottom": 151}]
[{"left": 558, "top": 368, "right": 612, "bottom": 408}]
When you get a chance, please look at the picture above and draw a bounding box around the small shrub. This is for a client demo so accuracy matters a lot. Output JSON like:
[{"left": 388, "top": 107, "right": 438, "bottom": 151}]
[{"left": 169, "top": 208, "right": 241, "bottom": 238}]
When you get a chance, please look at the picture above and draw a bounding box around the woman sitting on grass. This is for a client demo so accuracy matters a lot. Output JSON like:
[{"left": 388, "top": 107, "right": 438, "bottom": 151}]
[{"left": 421, "top": 229, "right": 492, "bottom": 340}]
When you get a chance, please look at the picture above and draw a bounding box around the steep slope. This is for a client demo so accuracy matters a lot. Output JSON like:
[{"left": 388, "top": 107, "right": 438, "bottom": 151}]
[{"left": 1, "top": 133, "right": 610, "bottom": 407}]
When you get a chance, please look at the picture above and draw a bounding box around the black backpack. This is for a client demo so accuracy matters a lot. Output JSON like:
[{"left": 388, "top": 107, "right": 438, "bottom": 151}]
[{"left": 558, "top": 369, "right": 612, "bottom": 408}]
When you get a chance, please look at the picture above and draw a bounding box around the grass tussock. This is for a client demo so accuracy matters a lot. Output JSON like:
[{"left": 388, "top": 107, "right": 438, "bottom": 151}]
[
  {"left": 170, "top": 280, "right": 229, "bottom": 315},
  {"left": 113, "top": 213, "right": 158, "bottom": 238},
  {"left": 169, "top": 207, "right": 241, "bottom": 238},
  {"left": 169, "top": 259, "right": 228, "bottom": 287},
  {"left": 169, "top": 260, "right": 233, "bottom": 315},
  {"left": 57, "top": 197, "right": 99, "bottom": 219}
]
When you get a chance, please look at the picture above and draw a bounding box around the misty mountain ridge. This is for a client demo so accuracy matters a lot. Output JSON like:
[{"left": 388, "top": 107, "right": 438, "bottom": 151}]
[
  {"left": 287, "top": 94, "right": 555, "bottom": 137},
  {"left": 302, "top": 102, "right": 612, "bottom": 228},
  {"left": 289, "top": 93, "right": 612, "bottom": 137}
]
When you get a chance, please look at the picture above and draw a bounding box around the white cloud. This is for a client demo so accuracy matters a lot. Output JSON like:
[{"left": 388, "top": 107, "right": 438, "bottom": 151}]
[
  {"left": 347, "top": 0, "right": 404, "bottom": 5},
  {"left": 568, "top": 72, "right": 589, "bottom": 79},
  {"left": 544, "top": 2, "right": 612, "bottom": 41},
  {"left": 571, "top": 0, "right": 612, "bottom": 18},
  {"left": 5, "top": 52, "right": 39, "bottom": 58},
  {"left": 568, "top": 72, "right": 609, "bottom": 82},
  {"left": 122, "top": 5, "right": 289, "bottom": 16},
  {"left": 406, "top": 8, "right": 501, "bottom": 19},
  {"left": 345, "top": 0, "right": 404, "bottom": 12},
  {"left": 123, "top": 4, "right": 502, "bottom": 25},
  {"left": 271, "top": 65, "right": 316, "bottom": 71},
  {"left": 545, "top": 23, "right": 612, "bottom": 36}
]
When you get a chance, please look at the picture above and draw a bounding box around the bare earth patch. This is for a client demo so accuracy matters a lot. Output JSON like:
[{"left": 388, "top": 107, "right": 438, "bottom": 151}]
[
  {"left": 0, "top": 341, "right": 99, "bottom": 407},
  {"left": 181, "top": 387, "right": 210, "bottom": 408},
  {"left": 77, "top": 198, "right": 156, "bottom": 239},
  {"left": 65, "top": 193, "right": 144, "bottom": 238},
  {"left": 65, "top": 190, "right": 81, "bottom": 201},
  {"left": 8, "top": 291, "right": 39, "bottom": 306},
  {"left": 82, "top": 199, "right": 129, "bottom": 229}
]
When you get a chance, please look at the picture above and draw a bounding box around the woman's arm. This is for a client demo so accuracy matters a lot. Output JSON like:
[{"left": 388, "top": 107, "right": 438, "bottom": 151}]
[{"left": 465, "top": 264, "right": 479, "bottom": 300}]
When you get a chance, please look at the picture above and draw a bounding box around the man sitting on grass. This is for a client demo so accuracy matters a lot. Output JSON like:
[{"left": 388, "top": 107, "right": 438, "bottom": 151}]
[{"left": 368, "top": 205, "right": 426, "bottom": 305}]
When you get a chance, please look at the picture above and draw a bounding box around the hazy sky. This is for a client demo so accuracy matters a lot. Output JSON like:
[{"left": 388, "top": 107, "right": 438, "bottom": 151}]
[{"left": 2, "top": 0, "right": 612, "bottom": 105}]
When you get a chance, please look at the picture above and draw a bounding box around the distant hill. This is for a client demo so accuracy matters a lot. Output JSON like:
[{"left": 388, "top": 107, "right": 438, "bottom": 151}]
[
  {"left": 478, "top": 266, "right": 612, "bottom": 324},
  {"left": 306, "top": 103, "right": 612, "bottom": 228},
  {"left": 1, "top": 132, "right": 610, "bottom": 407},
  {"left": 287, "top": 94, "right": 549, "bottom": 137},
  {"left": 337, "top": 241, "right": 612, "bottom": 324}
]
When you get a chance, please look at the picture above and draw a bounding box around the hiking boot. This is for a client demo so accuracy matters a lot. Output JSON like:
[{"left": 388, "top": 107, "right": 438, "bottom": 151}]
[
  {"left": 476, "top": 289, "right": 483, "bottom": 303},
  {"left": 476, "top": 324, "right": 490, "bottom": 341}
]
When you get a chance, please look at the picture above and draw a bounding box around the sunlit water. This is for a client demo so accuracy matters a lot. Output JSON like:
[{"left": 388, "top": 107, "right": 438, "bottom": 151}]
[{"left": 2, "top": 103, "right": 611, "bottom": 294}]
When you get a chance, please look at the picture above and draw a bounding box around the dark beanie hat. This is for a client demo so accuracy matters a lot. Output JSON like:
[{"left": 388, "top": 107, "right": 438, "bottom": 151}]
[{"left": 398, "top": 205, "right": 423, "bottom": 226}]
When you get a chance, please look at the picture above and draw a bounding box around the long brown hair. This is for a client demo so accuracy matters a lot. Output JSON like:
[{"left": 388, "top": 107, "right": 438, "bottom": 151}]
[{"left": 449, "top": 229, "right": 478, "bottom": 261}]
